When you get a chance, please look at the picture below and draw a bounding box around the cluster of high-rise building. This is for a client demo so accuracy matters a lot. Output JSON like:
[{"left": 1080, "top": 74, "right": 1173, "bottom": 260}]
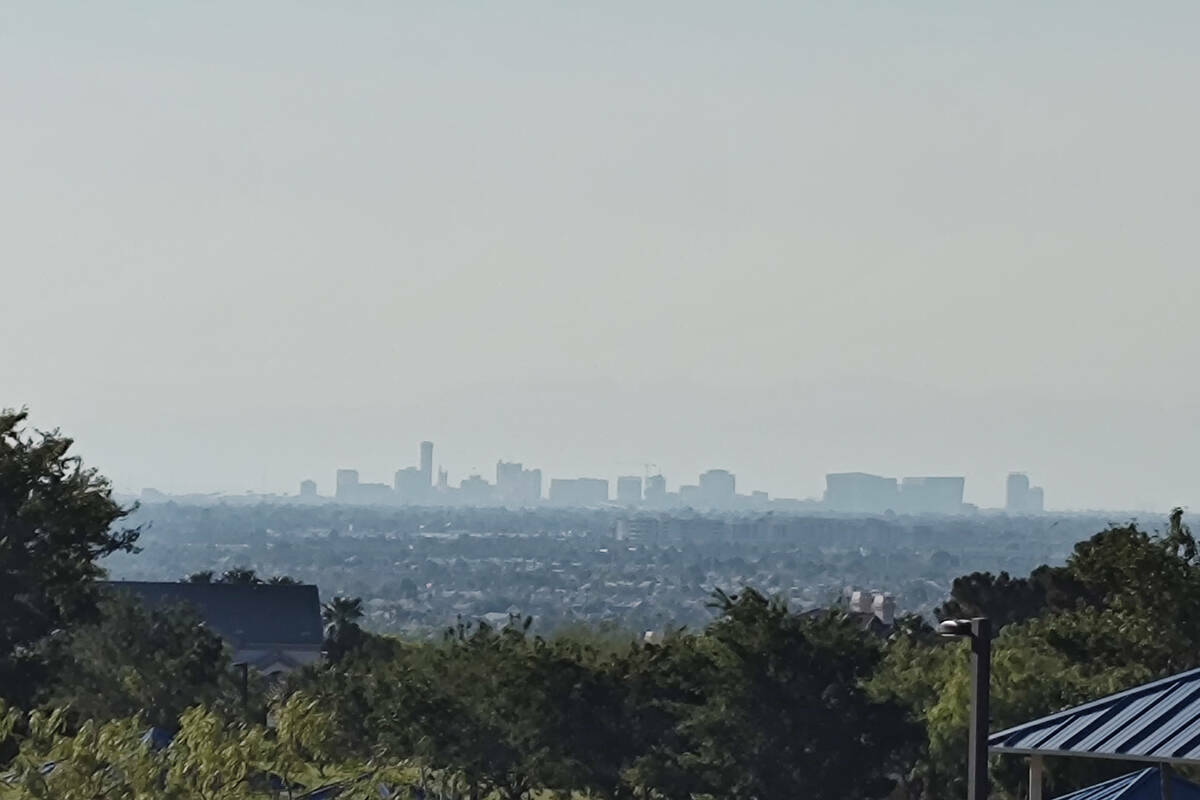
[
  {"left": 1005, "top": 472, "right": 1046, "bottom": 514},
  {"left": 332, "top": 441, "right": 437, "bottom": 505},
  {"left": 312, "top": 442, "right": 758, "bottom": 510},
  {"left": 818, "top": 471, "right": 1046, "bottom": 515},
  {"left": 822, "top": 473, "right": 966, "bottom": 514},
  {"left": 303, "top": 441, "right": 1045, "bottom": 514}
]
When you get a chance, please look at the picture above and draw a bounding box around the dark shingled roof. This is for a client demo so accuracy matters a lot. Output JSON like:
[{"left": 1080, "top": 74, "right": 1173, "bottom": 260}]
[{"left": 104, "top": 581, "right": 324, "bottom": 648}]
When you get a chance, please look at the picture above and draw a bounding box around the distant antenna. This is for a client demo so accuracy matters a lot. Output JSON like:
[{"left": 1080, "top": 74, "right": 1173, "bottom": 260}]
[{"left": 618, "top": 461, "right": 659, "bottom": 479}]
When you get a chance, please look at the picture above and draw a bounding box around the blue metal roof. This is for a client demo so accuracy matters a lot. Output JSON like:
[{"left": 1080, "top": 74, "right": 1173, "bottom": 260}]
[
  {"left": 1052, "top": 768, "right": 1200, "bottom": 800},
  {"left": 990, "top": 667, "right": 1200, "bottom": 764}
]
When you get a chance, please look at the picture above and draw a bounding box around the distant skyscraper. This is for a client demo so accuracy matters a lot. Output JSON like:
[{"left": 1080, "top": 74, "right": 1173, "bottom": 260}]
[
  {"left": 299, "top": 479, "right": 317, "bottom": 497},
  {"left": 496, "top": 461, "right": 523, "bottom": 495},
  {"left": 1006, "top": 472, "right": 1030, "bottom": 512},
  {"left": 525, "top": 468, "right": 543, "bottom": 504},
  {"left": 616, "top": 475, "right": 643, "bottom": 505},
  {"left": 335, "top": 469, "right": 359, "bottom": 500},
  {"left": 437, "top": 467, "right": 448, "bottom": 491},
  {"left": 823, "top": 473, "right": 898, "bottom": 513},
  {"left": 496, "top": 461, "right": 542, "bottom": 506},
  {"left": 420, "top": 441, "right": 433, "bottom": 486},
  {"left": 459, "top": 474, "right": 493, "bottom": 504},
  {"left": 898, "top": 477, "right": 965, "bottom": 514},
  {"left": 644, "top": 474, "right": 667, "bottom": 504},
  {"left": 355, "top": 482, "right": 393, "bottom": 503},
  {"left": 1007, "top": 473, "right": 1045, "bottom": 514},
  {"left": 1028, "top": 486, "right": 1045, "bottom": 513},
  {"left": 394, "top": 467, "right": 426, "bottom": 502},
  {"left": 549, "top": 478, "right": 608, "bottom": 506},
  {"left": 698, "top": 469, "right": 736, "bottom": 508}
]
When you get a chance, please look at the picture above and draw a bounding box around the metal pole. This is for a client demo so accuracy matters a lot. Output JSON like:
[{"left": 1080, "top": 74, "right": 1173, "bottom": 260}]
[
  {"left": 968, "top": 618, "right": 991, "bottom": 800},
  {"left": 237, "top": 662, "right": 249, "bottom": 708},
  {"left": 1162, "top": 763, "right": 1173, "bottom": 800},
  {"left": 1029, "top": 755, "right": 1043, "bottom": 800}
]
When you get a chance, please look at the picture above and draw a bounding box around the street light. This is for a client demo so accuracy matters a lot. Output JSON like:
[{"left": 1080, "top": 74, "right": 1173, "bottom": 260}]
[{"left": 938, "top": 617, "right": 992, "bottom": 800}]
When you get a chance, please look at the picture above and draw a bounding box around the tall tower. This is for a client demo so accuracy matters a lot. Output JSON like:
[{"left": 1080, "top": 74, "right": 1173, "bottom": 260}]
[
  {"left": 1006, "top": 472, "right": 1030, "bottom": 513},
  {"left": 335, "top": 469, "right": 359, "bottom": 500},
  {"left": 420, "top": 441, "right": 434, "bottom": 486}
]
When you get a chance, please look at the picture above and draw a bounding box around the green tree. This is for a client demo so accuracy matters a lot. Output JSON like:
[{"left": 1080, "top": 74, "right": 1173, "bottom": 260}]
[
  {"left": 5, "top": 707, "right": 167, "bottom": 800},
  {"left": 629, "top": 589, "right": 916, "bottom": 800},
  {"left": 876, "top": 510, "right": 1200, "bottom": 799},
  {"left": 40, "top": 592, "right": 243, "bottom": 729},
  {"left": 219, "top": 567, "right": 261, "bottom": 585},
  {"left": 0, "top": 409, "right": 140, "bottom": 707}
]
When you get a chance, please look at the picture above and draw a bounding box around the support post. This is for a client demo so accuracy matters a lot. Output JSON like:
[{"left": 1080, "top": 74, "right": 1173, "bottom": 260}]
[
  {"left": 1162, "top": 763, "right": 1173, "bottom": 800},
  {"left": 968, "top": 617, "right": 992, "bottom": 800},
  {"left": 236, "top": 662, "right": 249, "bottom": 708},
  {"left": 1029, "top": 755, "right": 1043, "bottom": 800}
]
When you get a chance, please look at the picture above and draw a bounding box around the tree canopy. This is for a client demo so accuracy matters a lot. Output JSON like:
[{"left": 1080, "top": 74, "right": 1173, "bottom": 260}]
[{"left": 0, "top": 409, "right": 140, "bottom": 707}]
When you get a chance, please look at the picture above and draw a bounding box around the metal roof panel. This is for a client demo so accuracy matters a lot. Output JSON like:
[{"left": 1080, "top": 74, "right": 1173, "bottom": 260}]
[{"left": 991, "top": 669, "right": 1200, "bottom": 763}]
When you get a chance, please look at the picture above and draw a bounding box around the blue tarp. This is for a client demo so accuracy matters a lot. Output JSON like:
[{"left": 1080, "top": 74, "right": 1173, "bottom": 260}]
[{"left": 1054, "top": 767, "right": 1200, "bottom": 800}]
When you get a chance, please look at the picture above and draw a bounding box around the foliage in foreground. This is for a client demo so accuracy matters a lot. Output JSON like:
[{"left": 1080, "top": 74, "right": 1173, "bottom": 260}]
[
  {"left": 9, "top": 407, "right": 1200, "bottom": 799},
  {"left": 0, "top": 694, "right": 412, "bottom": 800},
  {"left": 0, "top": 409, "right": 140, "bottom": 709}
]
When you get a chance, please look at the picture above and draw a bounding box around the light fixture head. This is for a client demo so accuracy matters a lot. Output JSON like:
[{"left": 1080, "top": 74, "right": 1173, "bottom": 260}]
[{"left": 937, "top": 618, "right": 974, "bottom": 638}]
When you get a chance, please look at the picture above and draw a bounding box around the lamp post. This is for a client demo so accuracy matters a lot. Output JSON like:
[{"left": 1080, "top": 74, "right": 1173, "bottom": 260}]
[{"left": 938, "top": 617, "right": 992, "bottom": 800}]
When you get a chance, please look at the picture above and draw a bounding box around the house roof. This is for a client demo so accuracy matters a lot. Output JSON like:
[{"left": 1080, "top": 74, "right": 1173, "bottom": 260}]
[
  {"left": 1052, "top": 767, "right": 1200, "bottom": 800},
  {"left": 989, "top": 667, "right": 1200, "bottom": 764},
  {"left": 104, "top": 581, "right": 324, "bottom": 648}
]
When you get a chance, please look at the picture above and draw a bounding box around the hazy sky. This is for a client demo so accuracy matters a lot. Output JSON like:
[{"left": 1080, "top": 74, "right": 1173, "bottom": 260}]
[{"left": 4, "top": 2, "right": 1198, "bottom": 510}]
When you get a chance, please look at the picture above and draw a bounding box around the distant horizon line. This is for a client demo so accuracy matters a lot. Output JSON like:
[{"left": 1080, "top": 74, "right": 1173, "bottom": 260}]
[{"left": 115, "top": 488, "right": 1185, "bottom": 519}]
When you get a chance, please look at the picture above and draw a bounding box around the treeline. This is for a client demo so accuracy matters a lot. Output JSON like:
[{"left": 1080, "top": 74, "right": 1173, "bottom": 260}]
[
  {"left": 7, "top": 408, "right": 1200, "bottom": 798},
  {"left": 286, "top": 592, "right": 915, "bottom": 800}
]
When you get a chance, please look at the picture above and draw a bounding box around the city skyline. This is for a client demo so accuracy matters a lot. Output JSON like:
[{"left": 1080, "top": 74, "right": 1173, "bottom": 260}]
[
  {"left": 6, "top": 4, "right": 1200, "bottom": 514},
  {"left": 141, "top": 438, "right": 1050, "bottom": 514}
]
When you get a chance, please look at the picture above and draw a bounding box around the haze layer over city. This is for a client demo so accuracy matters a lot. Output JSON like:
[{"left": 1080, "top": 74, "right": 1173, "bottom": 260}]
[{"left": 5, "top": 2, "right": 1200, "bottom": 512}]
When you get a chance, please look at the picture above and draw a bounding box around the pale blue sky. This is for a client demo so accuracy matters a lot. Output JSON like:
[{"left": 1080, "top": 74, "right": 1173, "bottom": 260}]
[{"left": 3, "top": 2, "right": 1198, "bottom": 509}]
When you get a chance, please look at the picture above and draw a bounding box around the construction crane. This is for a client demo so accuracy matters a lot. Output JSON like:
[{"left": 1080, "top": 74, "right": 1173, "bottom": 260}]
[{"left": 619, "top": 462, "right": 660, "bottom": 480}]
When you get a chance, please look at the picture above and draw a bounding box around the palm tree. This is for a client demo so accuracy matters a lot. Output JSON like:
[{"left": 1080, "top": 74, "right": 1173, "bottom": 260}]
[
  {"left": 219, "top": 567, "right": 261, "bottom": 585},
  {"left": 321, "top": 596, "right": 365, "bottom": 661},
  {"left": 322, "top": 595, "right": 363, "bottom": 630}
]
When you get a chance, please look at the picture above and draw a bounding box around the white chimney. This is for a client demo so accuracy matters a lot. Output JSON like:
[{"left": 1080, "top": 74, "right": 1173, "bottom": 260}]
[
  {"left": 849, "top": 590, "right": 872, "bottom": 614},
  {"left": 872, "top": 593, "right": 896, "bottom": 626}
]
